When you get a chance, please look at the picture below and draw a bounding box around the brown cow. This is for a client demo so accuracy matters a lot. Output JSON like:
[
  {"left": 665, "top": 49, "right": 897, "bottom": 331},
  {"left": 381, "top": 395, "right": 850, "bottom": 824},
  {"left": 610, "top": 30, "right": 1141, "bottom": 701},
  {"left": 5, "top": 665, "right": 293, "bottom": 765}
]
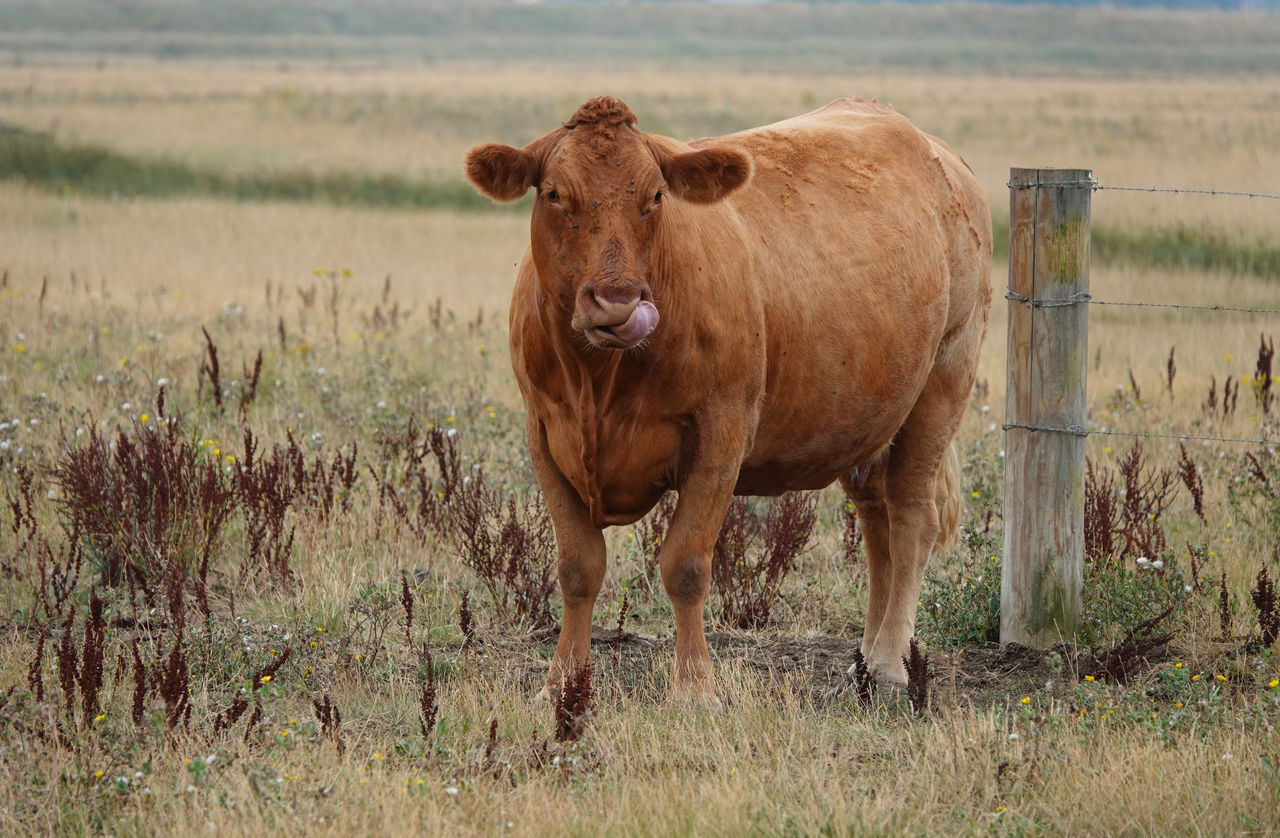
[{"left": 466, "top": 96, "right": 991, "bottom": 701}]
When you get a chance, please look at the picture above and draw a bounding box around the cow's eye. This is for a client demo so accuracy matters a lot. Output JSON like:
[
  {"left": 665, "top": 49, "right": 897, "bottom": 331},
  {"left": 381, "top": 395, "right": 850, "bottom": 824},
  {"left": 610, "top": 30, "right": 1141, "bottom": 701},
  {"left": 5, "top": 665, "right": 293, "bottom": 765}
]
[
  {"left": 641, "top": 191, "right": 662, "bottom": 218},
  {"left": 545, "top": 188, "right": 560, "bottom": 203}
]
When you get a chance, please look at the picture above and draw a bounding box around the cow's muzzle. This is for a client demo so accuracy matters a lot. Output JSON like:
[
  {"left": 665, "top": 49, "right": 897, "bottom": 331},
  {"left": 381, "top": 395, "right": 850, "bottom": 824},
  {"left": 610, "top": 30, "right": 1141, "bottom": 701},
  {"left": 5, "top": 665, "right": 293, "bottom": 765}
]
[{"left": 571, "top": 285, "right": 660, "bottom": 349}]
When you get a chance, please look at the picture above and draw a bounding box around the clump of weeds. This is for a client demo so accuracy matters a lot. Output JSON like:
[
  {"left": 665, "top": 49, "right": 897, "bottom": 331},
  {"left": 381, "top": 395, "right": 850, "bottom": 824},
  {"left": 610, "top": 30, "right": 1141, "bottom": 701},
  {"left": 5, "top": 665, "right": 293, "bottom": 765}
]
[
  {"left": 922, "top": 519, "right": 1002, "bottom": 648},
  {"left": 1230, "top": 446, "right": 1280, "bottom": 545},
  {"left": 1251, "top": 566, "right": 1278, "bottom": 648},
  {"left": 554, "top": 658, "right": 594, "bottom": 743},
  {"left": 1085, "top": 441, "right": 1178, "bottom": 566},
  {"left": 921, "top": 436, "right": 1003, "bottom": 648},
  {"left": 711, "top": 492, "right": 817, "bottom": 630},
  {"left": 53, "top": 391, "right": 235, "bottom": 597},
  {"left": 630, "top": 488, "right": 819, "bottom": 629},
  {"left": 451, "top": 463, "right": 557, "bottom": 630}
]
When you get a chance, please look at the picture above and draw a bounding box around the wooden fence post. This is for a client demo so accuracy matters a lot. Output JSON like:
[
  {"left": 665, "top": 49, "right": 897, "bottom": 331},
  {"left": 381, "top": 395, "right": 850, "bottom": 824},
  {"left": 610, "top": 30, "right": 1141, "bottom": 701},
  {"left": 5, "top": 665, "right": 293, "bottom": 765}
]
[{"left": 1001, "top": 167, "right": 1092, "bottom": 647}]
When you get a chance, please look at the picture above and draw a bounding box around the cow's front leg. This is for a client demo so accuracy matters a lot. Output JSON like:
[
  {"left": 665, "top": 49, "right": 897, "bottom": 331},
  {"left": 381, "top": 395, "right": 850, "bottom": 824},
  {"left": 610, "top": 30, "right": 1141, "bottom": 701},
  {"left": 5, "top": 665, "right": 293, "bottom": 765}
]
[
  {"left": 527, "top": 420, "right": 606, "bottom": 701},
  {"left": 547, "top": 506, "right": 605, "bottom": 698},
  {"left": 657, "top": 452, "right": 743, "bottom": 704}
]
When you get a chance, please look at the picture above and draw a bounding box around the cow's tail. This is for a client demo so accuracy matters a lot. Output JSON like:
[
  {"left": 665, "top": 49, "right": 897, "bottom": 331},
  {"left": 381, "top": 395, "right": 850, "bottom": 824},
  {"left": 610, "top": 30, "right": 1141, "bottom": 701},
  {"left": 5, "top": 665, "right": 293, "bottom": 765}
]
[{"left": 933, "top": 441, "right": 963, "bottom": 555}]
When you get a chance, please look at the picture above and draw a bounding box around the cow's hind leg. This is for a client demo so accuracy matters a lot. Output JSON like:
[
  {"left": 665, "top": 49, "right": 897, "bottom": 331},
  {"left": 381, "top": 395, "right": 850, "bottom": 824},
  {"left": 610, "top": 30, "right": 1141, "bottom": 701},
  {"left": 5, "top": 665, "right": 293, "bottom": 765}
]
[
  {"left": 861, "top": 381, "right": 971, "bottom": 685},
  {"left": 840, "top": 453, "right": 892, "bottom": 668}
]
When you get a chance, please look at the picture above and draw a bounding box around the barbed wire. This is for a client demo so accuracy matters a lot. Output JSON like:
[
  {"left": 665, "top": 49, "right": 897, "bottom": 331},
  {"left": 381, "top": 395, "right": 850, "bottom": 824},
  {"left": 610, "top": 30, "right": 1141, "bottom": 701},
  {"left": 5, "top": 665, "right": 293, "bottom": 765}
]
[
  {"left": 1002, "top": 176, "right": 1279, "bottom": 450},
  {"left": 1005, "top": 289, "right": 1089, "bottom": 308},
  {"left": 1007, "top": 179, "right": 1096, "bottom": 190},
  {"left": 1096, "top": 184, "right": 1280, "bottom": 201},
  {"left": 1007, "top": 179, "right": 1280, "bottom": 201},
  {"left": 1002, "top": 422, "right": 1280, "bottom": 448},
  {"left": 1006, "top": 289, "right": 1280, "bottom": 316},
  {"left": 1089, "top": 299, "right": 1280, "bottom": 315}
]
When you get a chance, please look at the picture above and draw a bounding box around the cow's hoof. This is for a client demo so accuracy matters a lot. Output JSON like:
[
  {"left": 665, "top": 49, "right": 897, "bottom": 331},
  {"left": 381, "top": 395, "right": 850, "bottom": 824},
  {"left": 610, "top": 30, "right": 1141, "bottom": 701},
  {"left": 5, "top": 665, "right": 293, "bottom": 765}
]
[
  {"left": 670, "top": 692, "right": 724, "bottom": 712},
  {"left": 668, "top": 683, "right": 723, "bottom": 711},
  {"left": 868, "top": 659, "right": 909, "bottom": 689}
]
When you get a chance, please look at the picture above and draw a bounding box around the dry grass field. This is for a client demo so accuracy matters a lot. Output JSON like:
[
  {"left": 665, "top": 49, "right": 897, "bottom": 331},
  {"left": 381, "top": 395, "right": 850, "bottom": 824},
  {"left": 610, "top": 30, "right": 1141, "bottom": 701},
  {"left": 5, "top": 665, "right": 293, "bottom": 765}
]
[{"left": 1, "top": 12, "right": 1279, "bottom": 836}]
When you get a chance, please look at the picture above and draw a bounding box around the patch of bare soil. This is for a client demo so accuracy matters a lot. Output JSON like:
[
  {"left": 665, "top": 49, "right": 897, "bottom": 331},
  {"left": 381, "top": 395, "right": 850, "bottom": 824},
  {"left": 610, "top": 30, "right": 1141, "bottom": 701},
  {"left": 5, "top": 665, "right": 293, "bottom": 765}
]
[{"left": 501, "top": 625, "right": 1108, "bottom": 709}]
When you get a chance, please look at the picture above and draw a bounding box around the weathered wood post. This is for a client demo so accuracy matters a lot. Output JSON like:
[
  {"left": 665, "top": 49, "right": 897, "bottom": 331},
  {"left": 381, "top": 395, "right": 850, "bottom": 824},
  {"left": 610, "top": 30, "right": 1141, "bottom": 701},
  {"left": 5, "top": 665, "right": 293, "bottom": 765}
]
[{"left": 1001, "top": 167, "right": 1091, "bottom": 647}]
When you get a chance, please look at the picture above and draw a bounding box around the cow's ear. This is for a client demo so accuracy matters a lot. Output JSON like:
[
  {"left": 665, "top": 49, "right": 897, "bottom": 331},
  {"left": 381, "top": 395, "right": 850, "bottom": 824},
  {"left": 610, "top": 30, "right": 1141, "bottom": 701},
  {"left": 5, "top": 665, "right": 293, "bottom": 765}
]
[
  {"left": 465, "top": 143, "right": 538, "bottom": 202},
  {"left": 662, "top": 147, "right": 751, "bottom": 204}
]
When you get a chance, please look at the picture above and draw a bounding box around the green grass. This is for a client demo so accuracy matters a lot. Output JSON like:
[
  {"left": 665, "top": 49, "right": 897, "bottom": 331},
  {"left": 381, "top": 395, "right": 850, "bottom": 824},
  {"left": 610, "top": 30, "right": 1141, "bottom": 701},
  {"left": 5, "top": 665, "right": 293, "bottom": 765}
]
[
  {"left": 1092, "top": 224, "right": 1280, "bottom": 280},
  {"left": 0, "top": 123, "right": 514, "bottom": 212}
]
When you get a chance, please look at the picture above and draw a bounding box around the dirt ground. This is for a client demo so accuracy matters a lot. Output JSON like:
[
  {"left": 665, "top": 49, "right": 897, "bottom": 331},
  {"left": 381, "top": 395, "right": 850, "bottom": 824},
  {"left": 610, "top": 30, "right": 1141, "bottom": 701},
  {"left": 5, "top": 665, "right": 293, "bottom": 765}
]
[{"left": 504, "top": 625, "right": 1080, "bottom": 712}]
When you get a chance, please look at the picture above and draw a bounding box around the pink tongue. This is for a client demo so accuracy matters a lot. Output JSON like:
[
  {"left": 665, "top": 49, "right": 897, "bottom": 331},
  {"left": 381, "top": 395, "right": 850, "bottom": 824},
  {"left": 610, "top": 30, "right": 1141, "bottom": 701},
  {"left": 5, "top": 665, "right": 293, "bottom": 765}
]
[{"left": 612, "top": 301, "right": 659, "bottom": 342}]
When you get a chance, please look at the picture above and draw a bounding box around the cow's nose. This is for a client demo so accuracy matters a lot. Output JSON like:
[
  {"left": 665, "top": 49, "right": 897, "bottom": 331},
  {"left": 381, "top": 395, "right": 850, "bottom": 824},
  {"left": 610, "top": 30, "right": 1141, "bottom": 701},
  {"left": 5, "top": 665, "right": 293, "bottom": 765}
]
[
  {"left": 572, "top": 282, "right": 659, "bottom": 346},
  {"left": 581, "top": 283, "right": 644, "bottom": 326}
]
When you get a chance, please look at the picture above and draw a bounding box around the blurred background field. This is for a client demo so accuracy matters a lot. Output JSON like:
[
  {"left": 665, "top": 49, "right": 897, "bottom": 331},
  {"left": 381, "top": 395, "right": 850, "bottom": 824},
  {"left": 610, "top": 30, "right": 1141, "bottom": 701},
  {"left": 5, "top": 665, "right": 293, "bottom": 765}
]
[
  {"left": 2, "top": 57, "right": 1276, "bottom": 400},
  {"left": 3, "top": 0, "right": 1280, "bottom": 71},
  {"left": 0, "top": 2, "right": 1278, "bottom": 835}
]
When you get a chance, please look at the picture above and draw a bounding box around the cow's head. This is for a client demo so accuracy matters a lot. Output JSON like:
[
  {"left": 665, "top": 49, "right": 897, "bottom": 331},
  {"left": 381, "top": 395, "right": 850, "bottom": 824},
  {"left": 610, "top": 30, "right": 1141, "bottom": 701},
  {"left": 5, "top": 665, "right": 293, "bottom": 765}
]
[{"left": 465, "top": 97, "right": 751, "bottom": 350}]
